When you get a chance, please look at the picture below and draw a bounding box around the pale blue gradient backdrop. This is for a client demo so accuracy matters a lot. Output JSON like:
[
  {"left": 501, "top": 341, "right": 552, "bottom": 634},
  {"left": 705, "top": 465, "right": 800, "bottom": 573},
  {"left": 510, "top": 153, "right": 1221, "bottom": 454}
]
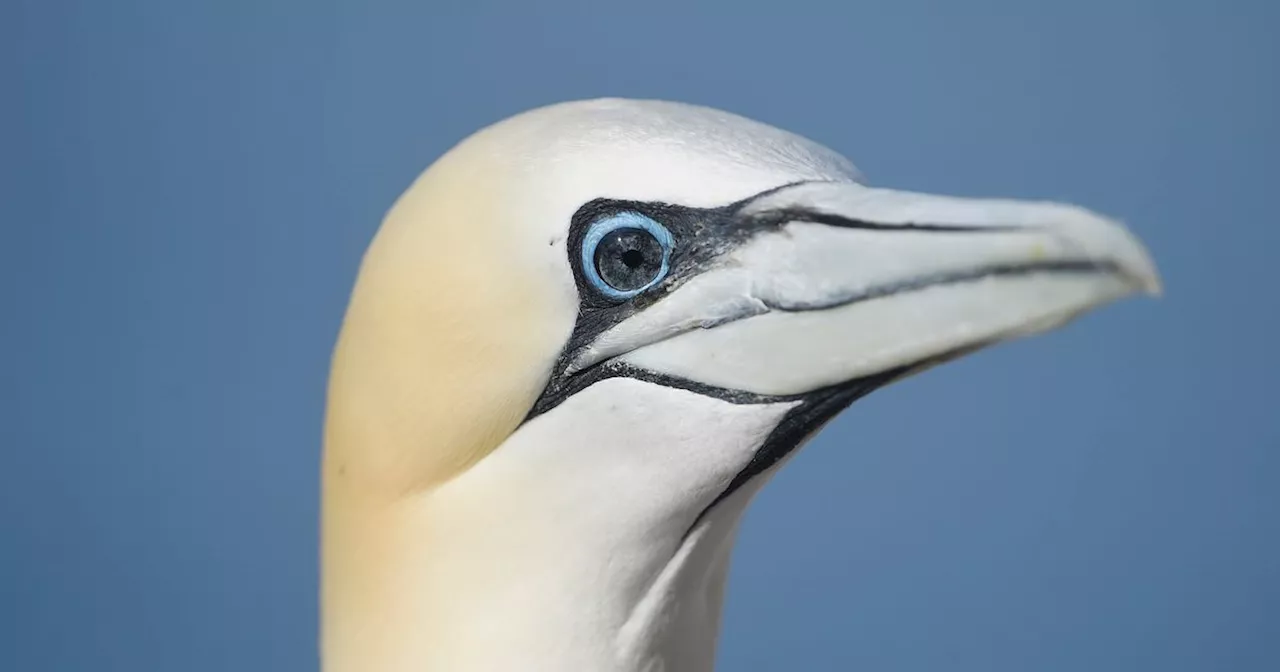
[{"left": 3, "top": 1, "right": 1277, "bottom": 670}]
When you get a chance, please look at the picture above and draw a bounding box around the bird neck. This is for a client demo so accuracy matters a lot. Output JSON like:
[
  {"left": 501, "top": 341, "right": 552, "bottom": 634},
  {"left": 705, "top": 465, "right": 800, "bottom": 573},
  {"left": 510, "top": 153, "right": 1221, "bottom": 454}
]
[
  {"left": 321, "top": 378, "right": 794, "bottom": 672},
  {"left": 321, "top": 478, "right": 757, "bottom": 672}
]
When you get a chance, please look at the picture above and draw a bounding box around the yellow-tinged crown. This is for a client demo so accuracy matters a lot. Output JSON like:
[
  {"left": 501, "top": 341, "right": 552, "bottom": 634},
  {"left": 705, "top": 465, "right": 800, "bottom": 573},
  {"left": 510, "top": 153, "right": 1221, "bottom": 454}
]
[{"left": 323, "top": 139, "right": 578, "bottom": 498}]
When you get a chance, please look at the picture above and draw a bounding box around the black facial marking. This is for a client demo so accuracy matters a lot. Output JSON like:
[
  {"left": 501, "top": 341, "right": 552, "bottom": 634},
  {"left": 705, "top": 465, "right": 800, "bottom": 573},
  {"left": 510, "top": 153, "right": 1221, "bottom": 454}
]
[
  {"left": 682, "top": 342, "right": 990, "bottom": 536},
  {"left": 527, "top": 359, "right": 805, "bottom": 423},
  {"left": 531, "top": 187, "right": 826, "bottom": 417},
  {"left": 535, "top": 181, "right": 996, "bottom": 412},
  {"left": 521, "top": 181, "right": 1072, "bottom": 527},
  {"left": 743, "top": 207, "right": 1023, "bottom": 233},
  {"left": 550, "top": 198, "right": 743, "bottom": 381},
  {"left": 684, "top": 365, "right": 911, "bottom": 533}
]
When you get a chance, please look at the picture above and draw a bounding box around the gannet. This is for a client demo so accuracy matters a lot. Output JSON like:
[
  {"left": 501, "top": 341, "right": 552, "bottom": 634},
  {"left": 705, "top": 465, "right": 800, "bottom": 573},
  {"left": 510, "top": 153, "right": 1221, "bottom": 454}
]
[{"left": 321, "top": 98, "right": 1160, "bottom": 672}]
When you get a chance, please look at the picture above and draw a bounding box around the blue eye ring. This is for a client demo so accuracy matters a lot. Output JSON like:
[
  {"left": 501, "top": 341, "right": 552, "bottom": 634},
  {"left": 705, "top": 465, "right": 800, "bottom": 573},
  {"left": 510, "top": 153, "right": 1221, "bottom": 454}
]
[{"left": 580, "top": 211, "right": 674, "bottom": 300}]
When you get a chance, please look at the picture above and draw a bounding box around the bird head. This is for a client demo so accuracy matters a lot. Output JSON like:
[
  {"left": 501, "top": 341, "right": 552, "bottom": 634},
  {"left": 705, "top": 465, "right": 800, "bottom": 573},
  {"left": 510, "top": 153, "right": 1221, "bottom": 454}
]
[{"left": 321, "top": 98, "right": 1159, "bottom": 672}]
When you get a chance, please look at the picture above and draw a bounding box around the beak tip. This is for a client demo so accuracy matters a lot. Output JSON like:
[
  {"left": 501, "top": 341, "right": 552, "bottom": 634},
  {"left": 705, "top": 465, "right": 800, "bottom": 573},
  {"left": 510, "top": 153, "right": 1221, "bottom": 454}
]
[
  {"left": 1141, "top": 274, "right": 1164, "bottom": 298},
  {"left": 1116, "top": 244, "right": 1163, "bottom": 298},
  {"left": 1073, "top": 210, "right": 1162, "bottom": 300},
  {"left": 1120, "top": 238, "right": 1163, "bottom": 298}
]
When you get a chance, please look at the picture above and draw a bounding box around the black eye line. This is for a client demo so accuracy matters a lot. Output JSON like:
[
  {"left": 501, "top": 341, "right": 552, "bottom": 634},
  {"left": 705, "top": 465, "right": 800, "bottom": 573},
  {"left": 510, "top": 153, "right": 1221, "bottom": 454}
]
[
  {"left": 564, "top": 181, "right": 818, "bottom": 303},
  {"left": 525, "top": 189, "right": 812, "bottom": 424},
  {"left": 570, "top": 203, "right": 679, "bottom": 304}
]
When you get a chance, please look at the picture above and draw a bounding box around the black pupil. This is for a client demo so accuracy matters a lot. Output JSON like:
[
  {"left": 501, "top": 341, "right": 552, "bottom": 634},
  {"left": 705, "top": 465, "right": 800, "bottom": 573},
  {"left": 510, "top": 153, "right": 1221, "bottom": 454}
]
[{"left": 594, "top": 227, "right": 664, "bottom": 292}]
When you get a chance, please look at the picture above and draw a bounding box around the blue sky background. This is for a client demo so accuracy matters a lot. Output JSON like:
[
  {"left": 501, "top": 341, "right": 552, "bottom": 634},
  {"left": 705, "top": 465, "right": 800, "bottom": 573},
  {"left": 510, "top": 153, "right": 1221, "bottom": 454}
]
[{"left": 3, "top": 1, "right": 1277, "bottom": 670}]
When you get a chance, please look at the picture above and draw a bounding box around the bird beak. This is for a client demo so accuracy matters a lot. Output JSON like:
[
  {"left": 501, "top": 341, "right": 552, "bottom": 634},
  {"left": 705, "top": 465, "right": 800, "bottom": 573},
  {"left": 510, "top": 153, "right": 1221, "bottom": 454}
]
[{"left": 570, "top": 181, "right": 1161, "bottom": 397}]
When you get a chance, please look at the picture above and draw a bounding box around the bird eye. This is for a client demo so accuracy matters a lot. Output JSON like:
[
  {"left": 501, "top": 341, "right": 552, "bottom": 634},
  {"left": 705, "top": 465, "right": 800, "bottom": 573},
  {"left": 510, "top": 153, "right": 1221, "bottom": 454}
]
[{"left": 581, "top": 212, "right": 674, "bottom": 300}]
